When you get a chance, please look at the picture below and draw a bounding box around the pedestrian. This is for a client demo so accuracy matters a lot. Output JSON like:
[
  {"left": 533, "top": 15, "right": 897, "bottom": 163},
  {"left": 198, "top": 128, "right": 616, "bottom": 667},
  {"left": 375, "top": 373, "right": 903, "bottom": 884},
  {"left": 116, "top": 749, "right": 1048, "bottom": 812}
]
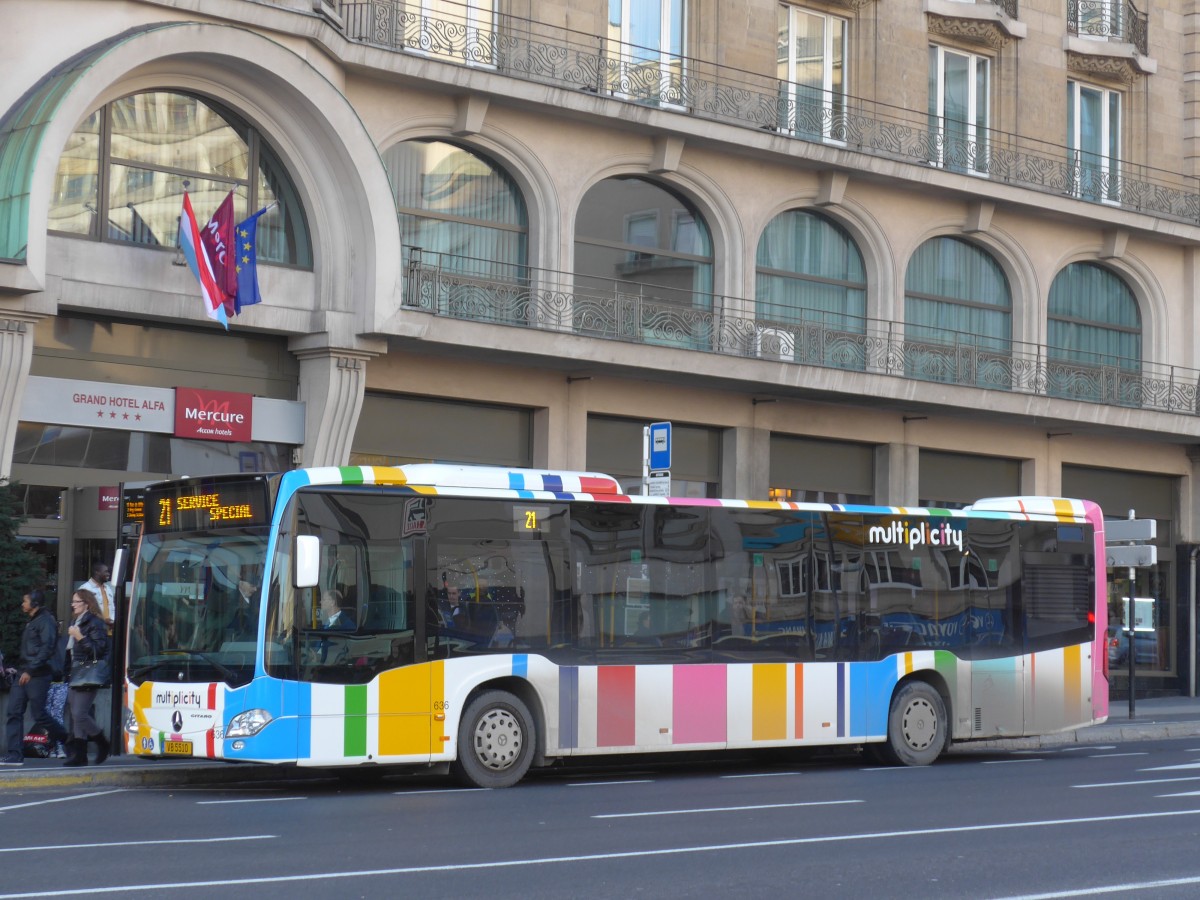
[
  {"left": 77, "top": 561, "right": 116, "bottom": 632},
  {"left": 63, "top": 590, "right": 110, "bottom": 766},
  {"left": 1, "top": 590, "right": 69, "bottom": 766}
]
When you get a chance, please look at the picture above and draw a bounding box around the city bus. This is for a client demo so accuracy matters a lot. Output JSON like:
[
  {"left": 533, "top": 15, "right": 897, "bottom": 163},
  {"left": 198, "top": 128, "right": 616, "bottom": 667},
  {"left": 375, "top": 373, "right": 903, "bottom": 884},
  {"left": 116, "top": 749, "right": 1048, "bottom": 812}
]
[{"left": 124, "top": 465, "right": 1108, "bottom": 787}]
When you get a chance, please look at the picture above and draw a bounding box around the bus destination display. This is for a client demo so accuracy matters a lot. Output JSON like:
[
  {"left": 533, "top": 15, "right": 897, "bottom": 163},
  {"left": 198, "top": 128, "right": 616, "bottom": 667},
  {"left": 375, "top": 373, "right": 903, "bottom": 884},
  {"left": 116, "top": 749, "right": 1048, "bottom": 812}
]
[{"left": 144, "top": 480, "right": 270, "bottom": 532}]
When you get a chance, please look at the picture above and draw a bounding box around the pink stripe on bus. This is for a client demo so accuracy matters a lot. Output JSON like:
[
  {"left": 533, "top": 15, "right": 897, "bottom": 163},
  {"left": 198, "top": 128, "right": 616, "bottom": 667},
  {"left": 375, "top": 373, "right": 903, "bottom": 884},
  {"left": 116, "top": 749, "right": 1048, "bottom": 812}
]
[{"left": 673, "top": 665, "right": 727, "bottom": 744}]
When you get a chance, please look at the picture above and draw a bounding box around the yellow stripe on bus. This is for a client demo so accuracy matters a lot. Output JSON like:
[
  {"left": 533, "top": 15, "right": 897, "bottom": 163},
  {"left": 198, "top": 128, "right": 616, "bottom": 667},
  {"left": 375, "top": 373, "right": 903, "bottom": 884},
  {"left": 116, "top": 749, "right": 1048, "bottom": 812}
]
[
  {"left": 1063, "top": 644, "right": 1082, "bottom": 722},
  {"left": 752, "top": 664, "right": 787, "bottom": 741}
]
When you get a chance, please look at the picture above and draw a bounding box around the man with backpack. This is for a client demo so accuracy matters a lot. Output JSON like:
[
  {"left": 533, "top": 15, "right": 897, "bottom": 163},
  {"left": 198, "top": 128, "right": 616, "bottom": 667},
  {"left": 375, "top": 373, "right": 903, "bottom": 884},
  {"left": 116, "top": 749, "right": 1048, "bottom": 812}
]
[{"left": 1, "top": 590, "right": 69, "bottom": 766}]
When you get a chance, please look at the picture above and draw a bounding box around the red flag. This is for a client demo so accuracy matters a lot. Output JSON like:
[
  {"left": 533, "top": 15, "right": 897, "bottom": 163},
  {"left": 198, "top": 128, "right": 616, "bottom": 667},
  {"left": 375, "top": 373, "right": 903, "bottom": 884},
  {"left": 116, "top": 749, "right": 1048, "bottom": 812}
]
[{"left": 199, "top": 191, "right": 238, "bottom": 314}]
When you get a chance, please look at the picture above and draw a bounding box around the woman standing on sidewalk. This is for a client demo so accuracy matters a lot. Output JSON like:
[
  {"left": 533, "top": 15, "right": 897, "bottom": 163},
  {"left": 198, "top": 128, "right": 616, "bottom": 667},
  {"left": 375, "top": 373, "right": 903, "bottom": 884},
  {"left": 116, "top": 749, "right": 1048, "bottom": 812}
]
[{"left": 64, "top": 590, "right": 109, "bottom": 767}]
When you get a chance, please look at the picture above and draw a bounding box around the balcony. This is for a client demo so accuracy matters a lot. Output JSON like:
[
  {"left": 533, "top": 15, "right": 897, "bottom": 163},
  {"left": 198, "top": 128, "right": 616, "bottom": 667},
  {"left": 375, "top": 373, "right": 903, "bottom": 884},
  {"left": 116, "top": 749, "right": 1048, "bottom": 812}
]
[
  {"left": 404, "top": 251, "right": 1200, "bottom": 416},
  {"left": 337, "top": 2, "right": 1189, "bottom": 224},
  {"left": 1067, "top": 0, "right": 1148, "bottom": 55}
]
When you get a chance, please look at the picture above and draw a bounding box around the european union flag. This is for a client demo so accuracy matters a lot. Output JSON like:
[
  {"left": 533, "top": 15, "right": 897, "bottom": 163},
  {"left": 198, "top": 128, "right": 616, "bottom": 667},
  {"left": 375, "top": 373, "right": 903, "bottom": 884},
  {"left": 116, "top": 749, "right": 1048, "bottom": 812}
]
[{"left": 233, "top": 204, "right": 272, "bottom": 314}]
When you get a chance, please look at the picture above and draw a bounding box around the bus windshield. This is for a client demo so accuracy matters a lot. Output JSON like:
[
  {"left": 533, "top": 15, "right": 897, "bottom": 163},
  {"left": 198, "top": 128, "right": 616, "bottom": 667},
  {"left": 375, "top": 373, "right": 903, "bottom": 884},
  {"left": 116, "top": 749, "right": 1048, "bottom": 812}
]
[{"left": 127, "top": 527, "right": 269, "bottom": 688}]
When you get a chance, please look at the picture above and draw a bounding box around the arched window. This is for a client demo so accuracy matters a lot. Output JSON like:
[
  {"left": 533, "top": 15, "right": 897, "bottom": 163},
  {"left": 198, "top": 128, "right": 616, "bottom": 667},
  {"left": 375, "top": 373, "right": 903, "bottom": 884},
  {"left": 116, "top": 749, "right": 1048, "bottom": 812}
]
[
  {"left": 755, "top": 209, "right": 865, "bottom": 367},
  {"left": 574, "top": 177, "right": 713, "bottom": 350},
  {"left": 384, "top": 139, "right": 527, "bottom": 281},
  {"left": 49, "top": 91, "right": 311, "bottom": 267},
  {"left": 1047, "top": 262, "right": 1140, "bottom": 403},
  {"left": 904, "top": 237, "right": 1011, "bottom": 386}
]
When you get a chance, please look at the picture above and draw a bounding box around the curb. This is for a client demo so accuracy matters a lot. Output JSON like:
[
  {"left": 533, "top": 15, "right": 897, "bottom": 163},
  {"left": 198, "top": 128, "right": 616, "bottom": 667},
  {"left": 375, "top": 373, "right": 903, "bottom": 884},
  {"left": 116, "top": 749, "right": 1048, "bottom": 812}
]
[
  {"left": 952, "top": 720, "right": 1200, "bottom": 754},
  {"left": 0, "top": 762, "right": 328, "bottom": 791}
]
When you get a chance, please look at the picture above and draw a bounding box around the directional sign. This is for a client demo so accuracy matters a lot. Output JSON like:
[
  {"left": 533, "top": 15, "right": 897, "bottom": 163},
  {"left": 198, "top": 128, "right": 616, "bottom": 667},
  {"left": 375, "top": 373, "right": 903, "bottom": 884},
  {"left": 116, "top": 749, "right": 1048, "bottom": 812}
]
[
  {"left": 1105, "top": 518, "right": 1157, "bottom": 543},
  {"left": 649, "top": 422, "right": 671, "bottom": 471},
  {"left": 1106, "top": 545, "right": 1158, "bottom": 568}
]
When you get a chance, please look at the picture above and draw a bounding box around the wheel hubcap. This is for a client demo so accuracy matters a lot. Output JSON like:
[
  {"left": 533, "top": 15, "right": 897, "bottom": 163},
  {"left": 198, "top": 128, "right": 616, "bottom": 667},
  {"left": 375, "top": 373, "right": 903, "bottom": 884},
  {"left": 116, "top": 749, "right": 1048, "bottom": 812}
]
[
  {"left": 901, "top": 698, "right": 938, "bottom": 752},
  {"left": 472, "top": 708, "right": 523, "bottom": 772}
]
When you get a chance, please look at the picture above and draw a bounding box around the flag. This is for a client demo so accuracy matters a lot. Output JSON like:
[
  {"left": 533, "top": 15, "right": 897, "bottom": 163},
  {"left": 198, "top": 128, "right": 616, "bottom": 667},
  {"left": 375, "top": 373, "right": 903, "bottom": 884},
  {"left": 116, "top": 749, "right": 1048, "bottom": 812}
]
[
  {"left": 200, "top": 190, "right": 238, "bottom": 316},
  {"left": 233, "top": 204, "right": 273, "bottom": 313},
  {"left": 178, "top": 192, "right": 229, "bottom": 330}
]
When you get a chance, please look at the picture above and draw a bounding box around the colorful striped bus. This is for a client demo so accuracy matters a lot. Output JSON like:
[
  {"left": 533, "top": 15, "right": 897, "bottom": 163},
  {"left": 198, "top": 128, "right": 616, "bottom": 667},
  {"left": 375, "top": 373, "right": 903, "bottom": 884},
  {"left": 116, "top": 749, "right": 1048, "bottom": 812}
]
[{"left": 124, "top": 465, "right": 1108, "bottom": 786}]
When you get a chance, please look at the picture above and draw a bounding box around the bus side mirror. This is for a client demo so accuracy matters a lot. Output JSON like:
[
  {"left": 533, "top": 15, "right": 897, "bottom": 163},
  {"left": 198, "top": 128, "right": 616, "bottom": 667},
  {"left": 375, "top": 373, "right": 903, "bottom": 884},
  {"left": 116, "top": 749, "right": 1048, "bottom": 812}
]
[{"left": 295, "top": 535, "right": 320, "bottom": 589}]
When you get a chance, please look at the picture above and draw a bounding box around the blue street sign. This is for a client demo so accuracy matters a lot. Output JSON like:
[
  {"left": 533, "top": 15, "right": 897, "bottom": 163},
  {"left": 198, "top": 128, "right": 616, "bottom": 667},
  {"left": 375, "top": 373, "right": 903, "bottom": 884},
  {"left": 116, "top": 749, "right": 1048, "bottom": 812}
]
[{"left": 649, "top": 421, "right": 671, "bottom": 471}]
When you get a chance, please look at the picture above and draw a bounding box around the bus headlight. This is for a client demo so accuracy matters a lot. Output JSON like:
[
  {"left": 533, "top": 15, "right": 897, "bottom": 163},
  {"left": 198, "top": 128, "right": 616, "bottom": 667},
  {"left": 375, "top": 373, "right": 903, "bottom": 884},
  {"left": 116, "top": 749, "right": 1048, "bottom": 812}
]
[{"left": 226, "top": 709, "right": 273, "bottom": 738}]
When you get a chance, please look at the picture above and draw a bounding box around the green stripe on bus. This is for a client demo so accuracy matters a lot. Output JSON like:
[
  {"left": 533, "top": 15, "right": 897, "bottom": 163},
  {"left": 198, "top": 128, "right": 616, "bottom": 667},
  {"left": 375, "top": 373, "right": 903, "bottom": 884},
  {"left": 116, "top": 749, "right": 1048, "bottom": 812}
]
[
  {"left": 344, "top": 685, "right": 367, "bottom": 756},
  {"left": 933, "top": 650, "right": 957, "bottom": 689},
  {"left": 339, "top": 466, "right": 365, "bottom": 485}
]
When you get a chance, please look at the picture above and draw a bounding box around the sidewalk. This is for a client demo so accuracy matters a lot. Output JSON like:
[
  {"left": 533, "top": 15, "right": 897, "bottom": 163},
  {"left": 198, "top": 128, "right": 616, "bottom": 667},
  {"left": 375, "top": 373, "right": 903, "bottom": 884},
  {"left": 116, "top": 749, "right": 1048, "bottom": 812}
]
[{"left": 4, "top": 696, "right": 1200, "bottom": 789}]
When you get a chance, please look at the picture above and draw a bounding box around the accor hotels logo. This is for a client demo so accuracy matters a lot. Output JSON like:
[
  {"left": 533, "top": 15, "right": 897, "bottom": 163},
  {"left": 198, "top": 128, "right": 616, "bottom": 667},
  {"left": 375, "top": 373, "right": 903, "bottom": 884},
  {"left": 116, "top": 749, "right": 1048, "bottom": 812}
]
[{"left": 867, "top": 520, "right": 964, "bottom": 552}]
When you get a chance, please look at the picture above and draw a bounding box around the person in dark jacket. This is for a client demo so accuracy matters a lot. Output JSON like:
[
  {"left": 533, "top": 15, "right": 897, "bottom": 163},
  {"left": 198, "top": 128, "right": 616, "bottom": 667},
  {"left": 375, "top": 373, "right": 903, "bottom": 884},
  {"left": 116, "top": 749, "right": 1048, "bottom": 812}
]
[
  {"left": 1, "top": 590, "right": 69, "bottom": 766},
  {"left": 63, "top": 590, "right": 110, "bottom": 766}
]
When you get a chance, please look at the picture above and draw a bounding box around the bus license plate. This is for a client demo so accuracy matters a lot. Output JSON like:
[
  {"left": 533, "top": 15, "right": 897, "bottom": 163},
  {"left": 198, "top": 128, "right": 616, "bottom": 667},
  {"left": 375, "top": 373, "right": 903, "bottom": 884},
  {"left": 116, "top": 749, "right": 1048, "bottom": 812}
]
[{"left": 163, "top": 740, "right": 193, "bottom": 755}]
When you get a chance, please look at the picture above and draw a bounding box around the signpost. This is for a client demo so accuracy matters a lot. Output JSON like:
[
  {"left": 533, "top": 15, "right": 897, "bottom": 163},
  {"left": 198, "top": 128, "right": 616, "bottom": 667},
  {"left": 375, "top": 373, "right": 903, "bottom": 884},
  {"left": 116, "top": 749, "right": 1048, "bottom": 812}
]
[
  {"left": 642, "top": 421, "right": 671, "bottom": 497},
  {"left": 1106, "top": 511, "right": 1157, "bottom": 719}
]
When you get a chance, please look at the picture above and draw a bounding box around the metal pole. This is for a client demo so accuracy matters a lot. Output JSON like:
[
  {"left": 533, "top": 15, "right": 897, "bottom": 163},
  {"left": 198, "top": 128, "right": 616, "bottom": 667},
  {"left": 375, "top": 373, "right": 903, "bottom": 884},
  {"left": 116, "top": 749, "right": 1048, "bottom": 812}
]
[
  {"left": 1127, "top": 508, "right": 1136, "bottom": 719},
  {"left": 1128, "top": 565, "right": 1136, "bottom": 719},
  {"left": 1191, "top": 547, "right": 1199, "bottom": 699},
  {"left": 641, "top": 425, "right": 650, "bottom": 496}
]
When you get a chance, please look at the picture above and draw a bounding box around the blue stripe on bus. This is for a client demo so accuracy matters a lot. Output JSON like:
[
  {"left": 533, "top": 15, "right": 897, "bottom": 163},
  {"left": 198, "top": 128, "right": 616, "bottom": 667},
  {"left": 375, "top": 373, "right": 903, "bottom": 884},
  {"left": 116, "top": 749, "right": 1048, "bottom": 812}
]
[
  {"left": 543, "top": 474, "right": 563, "bottom": 493},
  {"left": 516, "top": 490, "right": 535, "bottom": 499},
  {"left": 840, "top": 662, "right": 849, "bottom": 739},
  {"left": 512, "top": 655, "right": 528, "bottom": 679},
  {"left": 849, "top": 663, "right": 870, "bottom": 737},
  {"left": 559, "top": 667, "right": 579, "bottom": 749},
  {"left": 508, "top": 472, "right": 525, "bottom": 491},
  {"left": 553, "top": 492, "right": 573, "bottom": 500}
]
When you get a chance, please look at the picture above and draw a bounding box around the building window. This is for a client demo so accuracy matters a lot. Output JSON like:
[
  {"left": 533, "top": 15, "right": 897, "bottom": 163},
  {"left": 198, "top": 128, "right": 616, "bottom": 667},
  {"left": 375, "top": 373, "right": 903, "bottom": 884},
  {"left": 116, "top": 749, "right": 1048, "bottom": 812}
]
[
  {"left": 1047, "top": 262, "right": 1140, "bottom": 402},
  {"left": 48, "top": 92, "right": 311, "bottom": 267},
  {"left": 574, "top": 177, "right": 713, "bottom": 350},
  {"left": 904, "top": 237, "right": 1011, "bottom": 386},
  {"left": 607, "top": 0, "right": 686, "bottom": 102},
  {"left": 777, "top": 5, "right": 847, "bottom": 141},
  {"left": 1068, "top": 81, "right": 1121, "bottom": 203},
  {"left": 928, "top": 45, "right": 990, "bottom": 174},
  {"left": 755, "top": 209, "right": 865, "bottom": 368},
  {"left": 385, "top": 140, "right": 527, "bottom": 281}
]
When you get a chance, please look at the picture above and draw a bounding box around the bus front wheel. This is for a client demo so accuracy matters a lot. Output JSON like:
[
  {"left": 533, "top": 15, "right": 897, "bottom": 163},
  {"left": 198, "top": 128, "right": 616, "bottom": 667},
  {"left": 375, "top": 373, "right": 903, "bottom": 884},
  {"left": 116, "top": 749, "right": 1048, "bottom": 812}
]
[
  {"left": 882, "top": 681, "right": 946, "bottom": 766},
  {"left": 453, "top": 690, "right": 535, "bottom": 788}
]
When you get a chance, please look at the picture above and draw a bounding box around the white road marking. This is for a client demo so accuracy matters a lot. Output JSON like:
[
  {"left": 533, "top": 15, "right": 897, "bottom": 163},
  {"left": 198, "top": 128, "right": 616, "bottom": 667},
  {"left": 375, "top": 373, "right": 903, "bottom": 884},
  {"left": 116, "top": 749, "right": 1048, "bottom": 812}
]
[
  {"left": 720, "top": 772, "right": 804, "bottom": 779},
  {"left": 0, "top": 836, "right": 274, "bottom": 855},
  {"left": 592, "top": 800, "right": 863, "bottom": 818},
  {"left": 1139, "top": 762, "right": 1200, "bottom": 771},
  {"left": 1075, "top": 776, "right": 1200, "bottom": 788},
  {"left": 568, "top": 780, "right": 654, "bottom": 787},
  {"left": 0, "top": 790, "right": 125, "bottom": 813},
  {"left": 1156, "top": 790, "right": 1200, "bottom": 798},
  {"left": 196, "top": 797, "right": 307, "bottom": 805},
  {"left": 1087, "top": 752, "right": 1148, "bottom": 759},
  {"left": 992, "top": 874, "right": 1200, "bottom": 899},
  {"left": 8, "top": 809, "right": 1200, "bottom": 898},
  {"left": 982, "top": 759, "right": 1043, "bottom": 765},
  {"left": 394, "top": 788, "right": 487, "bottom": 795}
]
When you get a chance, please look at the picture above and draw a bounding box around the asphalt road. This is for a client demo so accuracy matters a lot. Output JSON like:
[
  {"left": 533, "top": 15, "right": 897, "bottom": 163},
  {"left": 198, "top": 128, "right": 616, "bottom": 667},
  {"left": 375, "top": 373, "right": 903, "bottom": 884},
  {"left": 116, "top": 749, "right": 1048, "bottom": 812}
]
[{"left": 5, "top": 740, "right": 1200, "bottom": 899}]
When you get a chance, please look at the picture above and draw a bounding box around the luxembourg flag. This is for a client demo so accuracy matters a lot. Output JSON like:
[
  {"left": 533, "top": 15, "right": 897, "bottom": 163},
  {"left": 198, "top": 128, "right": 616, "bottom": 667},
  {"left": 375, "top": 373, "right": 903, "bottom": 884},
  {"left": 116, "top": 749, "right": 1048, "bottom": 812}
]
[{"left": 179, "top": 192, "right": 229, "bottom": 330}]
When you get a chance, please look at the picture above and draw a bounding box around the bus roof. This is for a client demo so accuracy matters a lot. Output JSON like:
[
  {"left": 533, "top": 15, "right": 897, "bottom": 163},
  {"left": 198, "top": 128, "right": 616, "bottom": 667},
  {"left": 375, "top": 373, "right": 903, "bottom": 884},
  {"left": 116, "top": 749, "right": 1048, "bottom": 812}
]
[
  {"left": 297, "top": 464, "right": 625, "bottom": 496},
  {"left": 285, "top": 467, "right": 1093, "bottom": 522}
]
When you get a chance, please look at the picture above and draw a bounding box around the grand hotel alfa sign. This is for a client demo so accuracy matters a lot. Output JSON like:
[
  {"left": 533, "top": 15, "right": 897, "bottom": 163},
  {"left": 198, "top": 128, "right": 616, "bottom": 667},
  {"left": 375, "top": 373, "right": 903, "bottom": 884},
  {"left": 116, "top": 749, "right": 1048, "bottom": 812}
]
[{"left": 20, "top": 376, "right": 264, "bottom": 443}]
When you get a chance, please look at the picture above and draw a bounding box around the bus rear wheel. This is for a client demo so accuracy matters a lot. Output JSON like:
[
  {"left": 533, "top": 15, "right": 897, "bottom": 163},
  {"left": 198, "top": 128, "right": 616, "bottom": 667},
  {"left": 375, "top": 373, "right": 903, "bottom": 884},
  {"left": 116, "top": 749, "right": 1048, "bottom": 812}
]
[
  {"left": 453, "top": 690, "right": 535, "bottom": 789},
  {"left": 881, "top": 681, "right": 946, "bottom": 766}
]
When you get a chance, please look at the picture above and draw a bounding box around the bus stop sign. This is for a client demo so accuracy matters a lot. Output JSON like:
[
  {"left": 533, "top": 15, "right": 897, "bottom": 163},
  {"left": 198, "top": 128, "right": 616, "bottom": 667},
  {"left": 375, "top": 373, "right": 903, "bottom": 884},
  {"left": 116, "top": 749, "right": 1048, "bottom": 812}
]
[{"left": 649, "top": 422, "right": 671, "bottom": 471}]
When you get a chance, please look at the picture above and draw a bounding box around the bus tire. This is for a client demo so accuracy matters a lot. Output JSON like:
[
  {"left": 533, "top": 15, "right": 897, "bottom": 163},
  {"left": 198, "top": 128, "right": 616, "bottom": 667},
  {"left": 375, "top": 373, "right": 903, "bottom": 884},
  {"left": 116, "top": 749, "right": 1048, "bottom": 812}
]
[
  {"left": 882, "top": 681, "right": 946, "bottom": 766},
  {"left": 452, "top": 690, "right": 535, "bottom": 789}
]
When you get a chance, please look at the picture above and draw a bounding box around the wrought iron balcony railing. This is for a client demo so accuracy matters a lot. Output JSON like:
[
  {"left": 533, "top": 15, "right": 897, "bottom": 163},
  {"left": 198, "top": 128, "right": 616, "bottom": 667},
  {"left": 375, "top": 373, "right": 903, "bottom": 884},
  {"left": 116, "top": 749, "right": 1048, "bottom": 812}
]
[
  {"left": 1067, "top": 0, "right": 1148, "bottom": 55},
  {"left": 338, "top": 2, "right": 1189, "bottom": 224},
  {"left": 404, "top": 250, "right": 1200, "bottom": 416}
]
